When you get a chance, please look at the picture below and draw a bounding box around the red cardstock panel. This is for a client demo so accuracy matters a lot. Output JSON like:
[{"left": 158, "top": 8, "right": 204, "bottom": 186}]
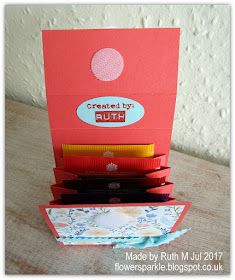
[
  {"left": 47, "top": 94, "right": 176, "bottom": 130},
  {"left": 42, "top": 28, "right": 180, "bottom": 96},
  {"left": 63, "top": 155, "right": 165, "bottom": 173},
  {"left": 42, "top": 28, "right": 180, "bottom": 167}
]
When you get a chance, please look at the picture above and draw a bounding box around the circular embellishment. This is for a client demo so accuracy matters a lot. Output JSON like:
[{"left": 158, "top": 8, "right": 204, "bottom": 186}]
[
  {"left": 103, "top": 151, "right": 114, "bottom": 157},
  {"left": 108, "top": 182, "right": 121, "bottom": 190},
  {"left": 93, "top": 212, "right": 130, "bottom": 227},
  {"left": 106, "top": 162, "right": 118, "bottom": 172},
  {"left": 91, "top": 48, "right": 124, "bottom": 81},
  {"left": 108, "top": 197, "right": 121, "bottom": 204}
]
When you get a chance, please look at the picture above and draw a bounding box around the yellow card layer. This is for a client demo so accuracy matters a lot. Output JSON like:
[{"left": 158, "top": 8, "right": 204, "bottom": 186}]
[{"left": 62, "top": 144, "right": 155, "bottom": 158}]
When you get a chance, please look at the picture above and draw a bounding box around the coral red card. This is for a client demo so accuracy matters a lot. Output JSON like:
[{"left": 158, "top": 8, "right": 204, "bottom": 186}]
[
  {"left": 42, "top": 28, "right": 180, "bottom": 166},
  {"left": 40, "top": 28, "right": 191, "bottom": 246}
]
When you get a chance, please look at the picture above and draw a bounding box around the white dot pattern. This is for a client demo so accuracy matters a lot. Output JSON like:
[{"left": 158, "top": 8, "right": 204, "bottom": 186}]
[{"left": 91, "top": 48, "right": 124, "bottom": 81}]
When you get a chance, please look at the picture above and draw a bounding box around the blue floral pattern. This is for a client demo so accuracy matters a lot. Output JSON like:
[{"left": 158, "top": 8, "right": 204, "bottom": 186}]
[{"left": 46, "top": 205, "right": 185, "bottom": 238}]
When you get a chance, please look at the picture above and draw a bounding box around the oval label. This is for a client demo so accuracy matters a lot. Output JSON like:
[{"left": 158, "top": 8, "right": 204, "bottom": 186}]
[{"left": 77, "top": 96, "right": 145, "bottom": 127}]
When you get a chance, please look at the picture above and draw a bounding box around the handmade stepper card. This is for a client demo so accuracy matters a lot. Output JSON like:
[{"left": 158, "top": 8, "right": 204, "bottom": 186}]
[{"left": 40, "top": 28, "right": 191, "bottom": 247}]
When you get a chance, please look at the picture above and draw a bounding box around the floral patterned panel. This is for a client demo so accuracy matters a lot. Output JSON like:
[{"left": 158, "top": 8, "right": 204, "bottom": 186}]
[{"left": 46, "top": 205, "right": 185, "bottom": 238}]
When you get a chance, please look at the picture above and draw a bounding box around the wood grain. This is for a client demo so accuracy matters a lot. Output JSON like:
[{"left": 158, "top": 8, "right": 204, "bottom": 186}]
[{"left": 5, "top": 99, "right": 230, "bottom": 275}]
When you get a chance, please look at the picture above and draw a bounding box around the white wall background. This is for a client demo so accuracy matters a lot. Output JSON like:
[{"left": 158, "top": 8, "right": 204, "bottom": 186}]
[{"left": 5, "top": 4, "right": 230, "bottom": 165}]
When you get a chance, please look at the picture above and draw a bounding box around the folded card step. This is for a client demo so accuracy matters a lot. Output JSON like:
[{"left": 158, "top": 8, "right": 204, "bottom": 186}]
[
  {"left": 59, "top": 193, "right": 171, "bottom": 204},
  {"left": 50, "top": 181, "right": 174, "bottom": 200},
  {"left": 63, "top": 155, "right": 166, "bottom": 173},
  {"left": 53, "top": 166, "right": 171, "bottom": 183},
  {"left": 62, "top": 143, "right": 155, "bottom": 158}
]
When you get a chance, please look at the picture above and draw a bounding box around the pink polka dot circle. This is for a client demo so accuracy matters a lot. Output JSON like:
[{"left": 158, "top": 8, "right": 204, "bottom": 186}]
[{"left": 91, "top": 48, "right": 124, "bottom": 81}]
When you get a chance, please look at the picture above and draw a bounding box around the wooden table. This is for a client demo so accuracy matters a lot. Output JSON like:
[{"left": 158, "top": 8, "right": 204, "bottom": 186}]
[{"left": 5, "top": 99, "right": 230, "bottom": 275}]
